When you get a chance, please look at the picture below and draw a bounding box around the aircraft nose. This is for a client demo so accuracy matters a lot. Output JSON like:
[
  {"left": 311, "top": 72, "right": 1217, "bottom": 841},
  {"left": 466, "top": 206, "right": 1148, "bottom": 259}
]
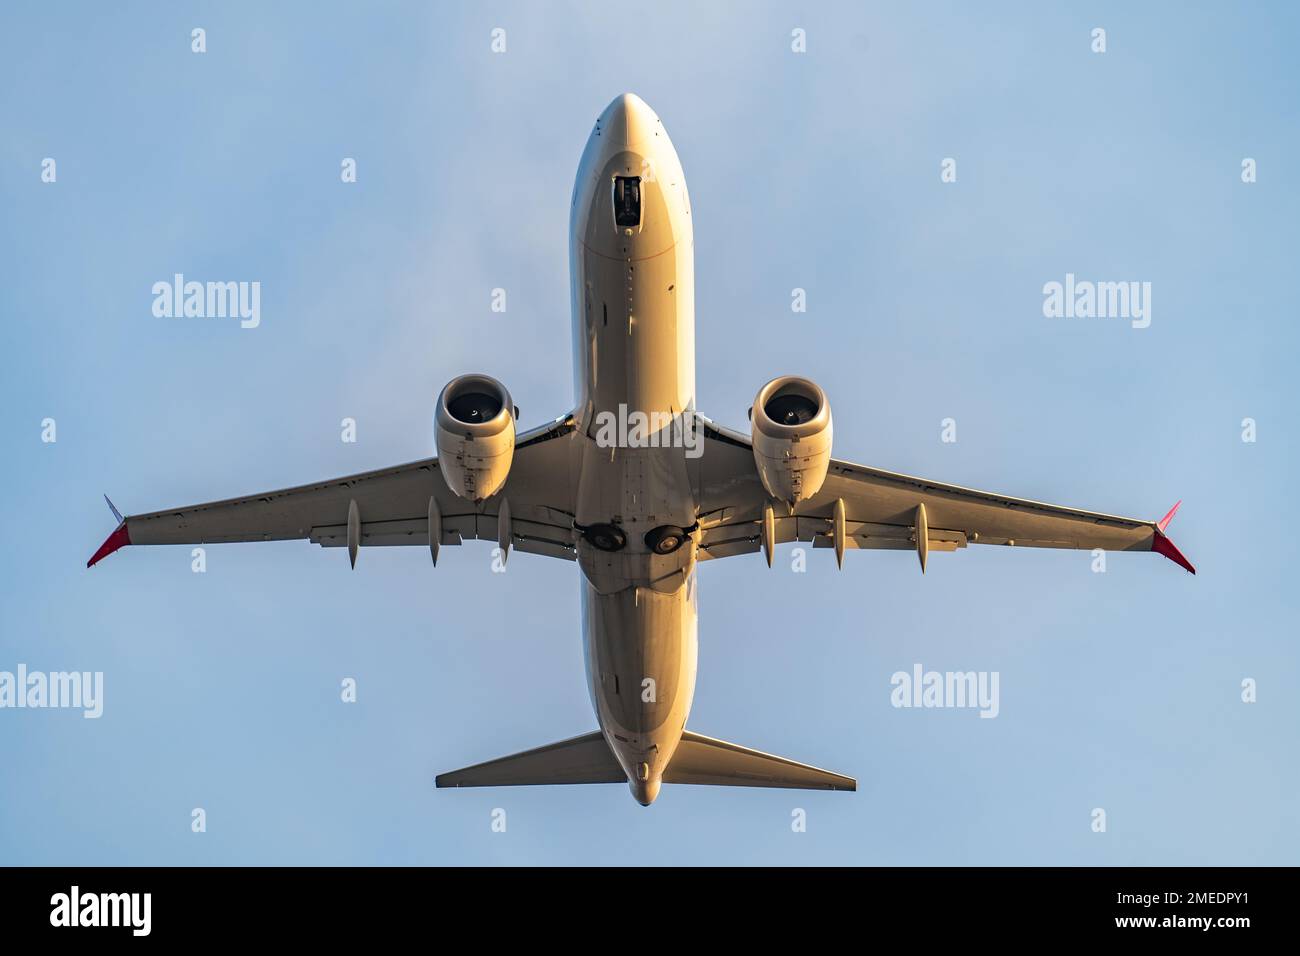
[{"left": 600, "top": 92, "right": 660, "bottom": 149}]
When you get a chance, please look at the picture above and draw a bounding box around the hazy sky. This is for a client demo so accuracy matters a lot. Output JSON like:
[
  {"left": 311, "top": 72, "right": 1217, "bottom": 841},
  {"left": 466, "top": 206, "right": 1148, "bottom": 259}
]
[{"left": 2, "top": 1, "right": 1297, "bottom": 865}]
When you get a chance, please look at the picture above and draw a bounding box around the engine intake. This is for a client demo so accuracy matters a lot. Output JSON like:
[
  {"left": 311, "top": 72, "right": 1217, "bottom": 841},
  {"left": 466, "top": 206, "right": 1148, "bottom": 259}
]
[
  {"left": 435, "top": 374, "right": 516, "bottom": 502},
  {"left": 751, "top": 376, "right": 832, "bottom": 504}
]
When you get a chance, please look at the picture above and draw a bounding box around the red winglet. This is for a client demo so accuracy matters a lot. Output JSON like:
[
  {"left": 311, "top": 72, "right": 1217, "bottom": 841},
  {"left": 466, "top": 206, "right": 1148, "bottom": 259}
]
[
  {"left": 87, "top": 522, "right": 131, "bottom": 568},
  {"left": 1156, "top": 499, "right": 1182, "bottom": 534},
  {"left": 1152, "top": 528, "right": 1195, "bottom": 574}
]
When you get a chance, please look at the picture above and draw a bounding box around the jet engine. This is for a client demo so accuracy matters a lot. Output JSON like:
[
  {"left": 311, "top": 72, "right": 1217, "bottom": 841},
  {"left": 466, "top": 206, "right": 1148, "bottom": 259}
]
[
  {"left": 435, "top": 374, "right": 516, "bottom": 502},
  {"left": 750, "top": 376, "right": 832, "bottom": 504}
]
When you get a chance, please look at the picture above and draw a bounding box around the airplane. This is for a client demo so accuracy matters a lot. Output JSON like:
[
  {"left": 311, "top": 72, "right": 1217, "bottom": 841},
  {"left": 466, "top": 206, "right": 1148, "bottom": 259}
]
[{"left": 87, "top": 93, "right": 1195, "bottom": 806}]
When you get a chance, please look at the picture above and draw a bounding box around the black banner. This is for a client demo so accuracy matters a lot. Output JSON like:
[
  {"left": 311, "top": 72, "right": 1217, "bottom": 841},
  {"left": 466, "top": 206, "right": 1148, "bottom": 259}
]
[{"left": 0, "top": 866, "right": 1273, "bottom": 941}]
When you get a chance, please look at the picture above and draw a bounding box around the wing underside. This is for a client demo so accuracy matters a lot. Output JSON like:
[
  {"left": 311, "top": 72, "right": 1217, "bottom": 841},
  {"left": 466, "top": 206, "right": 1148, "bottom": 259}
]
[
  {"left": 88, "top": 416, "right": 582, "bottom": 566},
  {"left": 694, "top": 417, "right": 1194, "bottom": 573}
]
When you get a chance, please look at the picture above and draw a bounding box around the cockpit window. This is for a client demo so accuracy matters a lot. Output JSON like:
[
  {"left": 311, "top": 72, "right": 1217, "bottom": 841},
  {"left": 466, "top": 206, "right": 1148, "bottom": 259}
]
[{"left": 613, "top": 176, "right": 641, "bottom": 227}]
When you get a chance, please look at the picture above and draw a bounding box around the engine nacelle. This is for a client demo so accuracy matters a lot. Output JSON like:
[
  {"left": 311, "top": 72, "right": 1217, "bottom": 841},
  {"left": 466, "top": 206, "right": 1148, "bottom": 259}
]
[
  {"left": 435, "top": 374, "right": 516, "bottom": 502},
  {"left": 750, "top": 376, "right": 832, "bottom": 504}
]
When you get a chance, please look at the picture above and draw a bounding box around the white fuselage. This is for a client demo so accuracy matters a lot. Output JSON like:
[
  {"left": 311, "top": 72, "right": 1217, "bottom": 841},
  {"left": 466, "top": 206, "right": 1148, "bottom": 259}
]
[{"left": 569, "top": 94, "right": 698, "bottom": 805}]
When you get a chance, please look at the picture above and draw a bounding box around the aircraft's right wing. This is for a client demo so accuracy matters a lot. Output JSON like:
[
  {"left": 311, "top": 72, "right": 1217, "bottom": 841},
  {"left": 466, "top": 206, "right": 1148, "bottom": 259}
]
[
  {"left": 693, "top": 417, "right": 1195, "bottom": 573},
  {"left": 88, "top": 415, "right": 583, "bottom": 567}
]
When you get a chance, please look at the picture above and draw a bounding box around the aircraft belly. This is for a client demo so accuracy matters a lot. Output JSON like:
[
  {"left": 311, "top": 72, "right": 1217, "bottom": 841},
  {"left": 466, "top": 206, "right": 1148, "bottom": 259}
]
[
  {"left": 572, "top": 242, "right": 698, "bottom": 594},
  {"left": 582, "top": 572, "right": 699, "bottom": 783}
]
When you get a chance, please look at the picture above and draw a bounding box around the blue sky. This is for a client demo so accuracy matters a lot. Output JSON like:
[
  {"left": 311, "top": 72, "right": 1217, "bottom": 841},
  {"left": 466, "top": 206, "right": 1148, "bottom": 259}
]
[{"left": 1, "top": 1, "right": 1297, "bottom": 864}]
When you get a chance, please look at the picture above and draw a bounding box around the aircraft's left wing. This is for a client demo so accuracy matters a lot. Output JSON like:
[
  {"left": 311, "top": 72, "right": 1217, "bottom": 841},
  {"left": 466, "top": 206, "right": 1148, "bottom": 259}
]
[
  {"left": 88, "top": 416, "right": 582, "bottom": 567},
  {"left": 693, "top": 417, "right": 1194, "bottom": 574}
]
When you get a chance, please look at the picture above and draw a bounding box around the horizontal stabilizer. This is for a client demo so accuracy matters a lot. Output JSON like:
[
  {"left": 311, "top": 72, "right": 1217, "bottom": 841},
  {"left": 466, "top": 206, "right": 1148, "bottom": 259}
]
[
  {"left": 663, "top": 731, "right": 855, "bottom": 791},
  {"left": 435, "top": 731, "right": 625, "bottom": 789}
]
